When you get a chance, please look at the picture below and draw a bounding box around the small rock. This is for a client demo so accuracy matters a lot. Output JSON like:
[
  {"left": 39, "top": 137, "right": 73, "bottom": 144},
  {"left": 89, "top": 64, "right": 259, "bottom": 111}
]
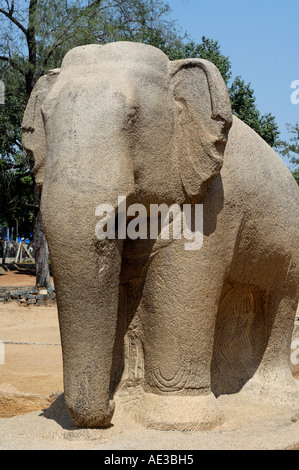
[
  {"left": 29, "top": 288, "right": 39, "bottom": 295},
  {"left": 43, "top": 294, "right": 55, "bottom": 301},
  {"left": 17, "top": 290, "right": 27, "bottom": 296},
  {"left": 47, "top": 286, "right": 55, "bottom": 295},
  {"left": 38, "top": 289, "right": 48, "bottom": 295},
  {"left": 27, "top": 299, "right": 36, "bottom": 305}
]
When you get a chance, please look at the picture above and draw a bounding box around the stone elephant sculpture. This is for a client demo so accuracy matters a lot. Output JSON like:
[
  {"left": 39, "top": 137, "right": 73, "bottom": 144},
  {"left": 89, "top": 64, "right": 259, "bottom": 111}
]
[{"left": 22, "top": 42, "right": 299, "bottom": 430}]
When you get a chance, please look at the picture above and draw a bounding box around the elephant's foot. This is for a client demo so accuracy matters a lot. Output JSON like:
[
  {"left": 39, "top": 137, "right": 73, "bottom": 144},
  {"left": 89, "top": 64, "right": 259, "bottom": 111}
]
[
  {"left": 238, "top": 368, "right": 299, "bottom": 407},
  {"left": 134, "top": 392, "right": 224, "bottom": 431},
  {"left": 65, "top": 397, "right": 115, "bottom": 428}
]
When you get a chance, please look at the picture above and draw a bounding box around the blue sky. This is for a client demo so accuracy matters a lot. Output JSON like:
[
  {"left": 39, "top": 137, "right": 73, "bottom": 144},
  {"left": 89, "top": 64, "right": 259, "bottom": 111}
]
[{"left": 167, "top": 0, "right": 299, "bottom": 167}]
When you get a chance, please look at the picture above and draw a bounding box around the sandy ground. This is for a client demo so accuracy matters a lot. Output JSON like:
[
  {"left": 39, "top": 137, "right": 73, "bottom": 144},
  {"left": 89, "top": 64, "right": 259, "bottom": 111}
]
[
  {"left": 0, "top": 266, "right": 63, "bottom": 401},
  {"left": 0, "top": 268, "right": 38, "bottom": 288},
  {"left": 0, "top": 265, "right": 299, "bottom": 450},
  {"left": 0, "top": 304, "right": 63, "bottom": 396}
]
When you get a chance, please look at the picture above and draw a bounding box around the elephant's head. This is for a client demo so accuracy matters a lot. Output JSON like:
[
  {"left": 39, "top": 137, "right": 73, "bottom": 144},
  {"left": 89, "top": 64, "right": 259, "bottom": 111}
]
[{"left": 22, "top": 42, "right": 232, "bottom": 206}]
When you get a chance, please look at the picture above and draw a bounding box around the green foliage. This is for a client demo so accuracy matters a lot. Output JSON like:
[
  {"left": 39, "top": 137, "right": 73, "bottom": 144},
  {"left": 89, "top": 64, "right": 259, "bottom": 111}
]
[
  {"left": 181, "top": 37, "right": 232, "bottom": 84},
  {"left": 165, "top": 37, "right": 279, "bottom": 148},
  {"left": 34, "top": 0, "right": 183, "bottom": 75},
  {"left": 229, "top": 76, "right": 279, "bottom": 147},
  {"left": 0, "top": 146, "right": 34, "bottom": 236},
  {"left": 275, "top": 123, "right": 299, "bottom": 184},
  {"left": 0, "top": 60, "right": 33, "bottom": 236},
  {"left": 0, "top": 165, "right": 34, "bottom": 236},
  {"left": 0, "top": 63, "right": 26, "bottom": 157}
]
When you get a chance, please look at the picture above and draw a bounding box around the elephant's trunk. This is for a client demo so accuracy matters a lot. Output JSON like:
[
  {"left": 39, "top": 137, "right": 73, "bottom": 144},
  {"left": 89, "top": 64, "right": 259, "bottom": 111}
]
[
  {"left": 62, "top": 238, "right": 124, "bottom": 428},
  {"left": 41, "top": 162, "right": 131, "bottom": 428},
  {"left": 43, "top": 186, "right": 124, "bottom": 427}
]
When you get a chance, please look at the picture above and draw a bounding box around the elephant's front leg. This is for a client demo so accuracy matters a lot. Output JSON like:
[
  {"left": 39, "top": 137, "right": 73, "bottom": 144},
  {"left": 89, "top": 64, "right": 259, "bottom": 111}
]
[
  {"left": 42, "top": 188, "right": 123, "bottom": 428},
  {"left": 138, "top": 235, "right": 226, "bottom": 430}
]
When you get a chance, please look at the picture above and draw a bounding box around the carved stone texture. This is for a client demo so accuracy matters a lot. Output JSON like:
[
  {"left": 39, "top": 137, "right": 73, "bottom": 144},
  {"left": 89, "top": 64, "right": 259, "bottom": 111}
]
[{"left": 22, "top": 42, "right": 299, "bottom": 430}]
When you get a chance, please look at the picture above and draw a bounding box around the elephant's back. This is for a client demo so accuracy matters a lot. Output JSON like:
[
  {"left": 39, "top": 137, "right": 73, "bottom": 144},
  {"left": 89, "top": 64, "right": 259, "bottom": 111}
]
[
  {"left": 222, "top": 116, "right": 299, "bottom": 226},
  {"left": 219, "top": 116, "right": 299, "bottom": 291}
]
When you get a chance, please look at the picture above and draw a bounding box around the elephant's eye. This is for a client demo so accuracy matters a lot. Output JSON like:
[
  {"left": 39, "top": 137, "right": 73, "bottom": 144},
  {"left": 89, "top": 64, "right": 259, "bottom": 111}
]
[{"left": 127, "top": 106, "right": 138, "bottom": 125}]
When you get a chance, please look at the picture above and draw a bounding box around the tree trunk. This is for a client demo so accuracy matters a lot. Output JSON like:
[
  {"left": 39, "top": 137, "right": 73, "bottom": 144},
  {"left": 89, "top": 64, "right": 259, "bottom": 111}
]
[{"left": 33, "top": 185, "right": 51, "bottom": 288}]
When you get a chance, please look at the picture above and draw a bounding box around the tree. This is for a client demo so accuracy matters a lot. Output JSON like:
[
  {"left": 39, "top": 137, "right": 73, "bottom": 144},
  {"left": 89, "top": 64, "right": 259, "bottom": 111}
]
[
  {"left": 275, "top": 123, "right": 299, "bottom": 184},
  {"left": 0, "top": 58, "right": 33, "bottom": 239},
  {"left": 229, "top": 76, "right": 279, "bottom": 147},
  {"left": 181, "top": 37, "right": 232, "bottom": 84},
  {"left": 0, "top": 157, "right": 34, "bottom": 238},
  {"left": 168, "top": 37, "right": 279, "bottom": 147},
  {"left": 0, "top": 0, "right": 182, "bottom": 286}
]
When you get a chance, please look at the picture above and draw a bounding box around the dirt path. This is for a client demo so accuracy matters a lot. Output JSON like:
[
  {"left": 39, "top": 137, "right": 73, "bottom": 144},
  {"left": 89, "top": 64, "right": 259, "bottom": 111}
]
[
  {"left": 0, "top": 265, "right": 62, "bottom": 417},
  {"left": 0, "top": 263, "right": 54, "bottom": 288},
  {"left": 0, "top": 303, "right": 63, "bottom": 395}
]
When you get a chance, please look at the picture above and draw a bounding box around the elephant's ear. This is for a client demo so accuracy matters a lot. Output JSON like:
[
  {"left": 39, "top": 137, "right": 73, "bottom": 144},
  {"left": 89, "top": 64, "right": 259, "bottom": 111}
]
[
  {"left": 22, "top": 68, "right": 60, "bottom": 190},
  {"left": 170, "top": 59, "right": 232, "bottom": 201}
]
